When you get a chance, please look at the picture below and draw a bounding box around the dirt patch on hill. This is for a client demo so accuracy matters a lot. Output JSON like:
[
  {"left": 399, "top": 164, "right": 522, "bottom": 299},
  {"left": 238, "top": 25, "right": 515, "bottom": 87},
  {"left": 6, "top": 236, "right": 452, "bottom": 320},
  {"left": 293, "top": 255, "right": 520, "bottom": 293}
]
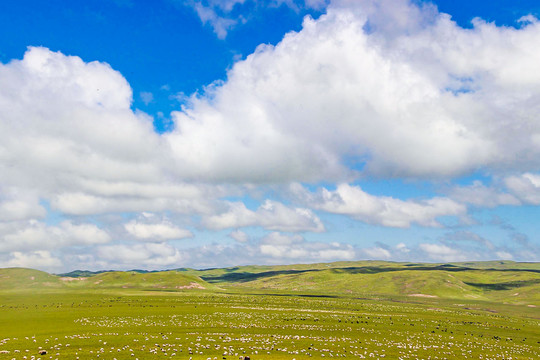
[
  {"left": 176, "top": 282, "right": 205, "bottom": 290},
  {"left": 408, "top": 293, "right": 438, "bottom": 298},
  {"left": 60, "top": 277, "right": 88, "bottom": 281}
]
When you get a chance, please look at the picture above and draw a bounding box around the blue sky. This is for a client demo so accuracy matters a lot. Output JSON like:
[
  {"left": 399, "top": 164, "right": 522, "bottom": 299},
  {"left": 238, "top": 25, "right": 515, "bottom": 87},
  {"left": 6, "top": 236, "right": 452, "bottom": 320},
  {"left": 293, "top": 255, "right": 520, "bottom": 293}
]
[{"left": 1, "top": 0, "right": 540, "bottom": 271}]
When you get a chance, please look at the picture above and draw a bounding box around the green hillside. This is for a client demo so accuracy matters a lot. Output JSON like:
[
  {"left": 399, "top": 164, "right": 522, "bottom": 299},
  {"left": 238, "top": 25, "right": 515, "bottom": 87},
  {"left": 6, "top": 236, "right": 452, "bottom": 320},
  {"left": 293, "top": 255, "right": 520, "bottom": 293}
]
[
  {"left": 66, "top": 270, "right": 210, "bottom": 290},
  {"left": 0, "top": 268, "right": 212, "bottom": 292},
  {"left": 2, "top": 261, "right": 540, "bottom": 304},
  {"left": 2, "top": 261, "right": 539, "bottom": 360},
  {"left": 0, "top": 268, "right": 63, "bottom": 290},
  {"left": 187, "top": 260, "right": 540, "bottom": 304}
]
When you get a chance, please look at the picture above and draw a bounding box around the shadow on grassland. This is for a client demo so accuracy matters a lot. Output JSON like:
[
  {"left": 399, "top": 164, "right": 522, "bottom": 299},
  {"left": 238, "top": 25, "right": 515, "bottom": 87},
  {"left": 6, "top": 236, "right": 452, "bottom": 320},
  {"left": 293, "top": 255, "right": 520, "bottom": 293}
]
[
  {"left": 201, "top": 269, "right": 320, "bottom": 283},
  {"left": 200, "top": 264, "right": 468, "bottom": 283},
  {"left": 464, "top": 279, "right": 540, "bottom": 291},
  {"left": 201, "top": 264, "right": 540, "bottom": 285}
]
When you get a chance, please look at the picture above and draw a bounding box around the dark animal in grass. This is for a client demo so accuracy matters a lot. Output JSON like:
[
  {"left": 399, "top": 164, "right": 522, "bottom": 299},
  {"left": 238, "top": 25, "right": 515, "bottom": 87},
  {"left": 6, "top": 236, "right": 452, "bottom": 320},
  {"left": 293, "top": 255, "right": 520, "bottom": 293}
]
[{"left": 38, "top": 350, "right": 47, "bottom": 355}]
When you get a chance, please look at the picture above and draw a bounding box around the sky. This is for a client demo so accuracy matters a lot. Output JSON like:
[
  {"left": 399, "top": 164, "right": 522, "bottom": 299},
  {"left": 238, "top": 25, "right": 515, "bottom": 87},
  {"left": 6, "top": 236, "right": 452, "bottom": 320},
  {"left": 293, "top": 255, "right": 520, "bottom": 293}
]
[{"left": 1, "top": 0, "right": 540, "bottom": 272}]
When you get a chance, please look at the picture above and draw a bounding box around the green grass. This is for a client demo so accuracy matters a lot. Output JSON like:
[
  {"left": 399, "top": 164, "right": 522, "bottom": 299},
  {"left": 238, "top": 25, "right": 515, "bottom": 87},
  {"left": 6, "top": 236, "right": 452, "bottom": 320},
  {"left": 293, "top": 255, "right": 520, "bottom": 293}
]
[
  {"left": 64, "top": 270, "right": 212, "bottom": 291},
  {"left": 188, "top": 260, "right": 540, "bottom": 305},
  {"left": 0, "top": 268, "right": 63, "bottom": 290},
  {"left": 1, "top": 261, "right": 539, "bottom": 360}
]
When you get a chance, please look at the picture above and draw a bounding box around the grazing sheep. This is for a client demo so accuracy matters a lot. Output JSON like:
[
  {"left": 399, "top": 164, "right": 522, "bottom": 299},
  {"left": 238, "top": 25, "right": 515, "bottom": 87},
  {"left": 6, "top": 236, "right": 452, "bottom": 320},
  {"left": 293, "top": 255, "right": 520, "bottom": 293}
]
[{"left": 38, "top": 350, "right": 47, "bottom": 355}]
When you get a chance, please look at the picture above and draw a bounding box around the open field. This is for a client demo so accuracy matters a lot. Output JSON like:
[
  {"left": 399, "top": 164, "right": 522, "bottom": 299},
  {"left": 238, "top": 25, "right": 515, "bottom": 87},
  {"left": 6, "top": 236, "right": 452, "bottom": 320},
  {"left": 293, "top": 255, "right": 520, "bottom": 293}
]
[{"left": 1, "top": 261, "right": 540, "bottom": 359}]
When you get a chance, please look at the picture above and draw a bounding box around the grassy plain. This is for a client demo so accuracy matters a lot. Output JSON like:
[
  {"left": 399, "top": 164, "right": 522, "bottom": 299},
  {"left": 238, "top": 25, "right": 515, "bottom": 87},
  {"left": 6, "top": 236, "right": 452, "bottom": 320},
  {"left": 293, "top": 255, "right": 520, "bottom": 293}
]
[{"left": 0, "top": 261, "right": 539, "bottom": 360}]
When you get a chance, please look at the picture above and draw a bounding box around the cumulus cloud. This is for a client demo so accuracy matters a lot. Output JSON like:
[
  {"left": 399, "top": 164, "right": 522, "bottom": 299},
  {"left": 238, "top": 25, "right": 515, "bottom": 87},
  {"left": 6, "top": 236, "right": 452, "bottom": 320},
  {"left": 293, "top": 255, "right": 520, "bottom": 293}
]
[
  {"left": 189, "top": 0, "right": 239, "bottom": 39},
  {"left": 449, "top": 180, "right": 520, "bottom": 208},
  {"left": 0, "top": 189, "right": 46, "bottom": 221},
  {"left": 51, "top": 188, "right": 224, "bottom": 216},
  {"left": 0, "top": 250, "right": 62, "bottom": 271},
  {"left": 291, "top": 183, "right": 466, "bottom": 227},
  {"left": 2, "top": 0, "right": 540, "bottom": 269},
  {"left": 418, "top": 243, "right": 469, "bottom": 262},
  {"left": 97, "top": 242, "right": 185, "bottom": 268},
  {"left": 449, "top": 173, "right": 540, "bottom": 208},
  {"left": 124, "top": 220, "right": 193, "bottom": 241},
  {"left": 4, "top": 2, "right": 540, "bottom": 191},
  {"left": 362, "top": 246, "right": 391, "bottom": 260},
  {"left": 229, "top": 229, "right": 249, "bottom": 242},
  {"left": 258, "top": 232, "right": 355, "bottom": 260},
  {"left": 0, "top": 47, "right": 167, "bottom": 196},
  {"left": 202, "top": 200, "right": 325, "bottom": 232},
  {"left": 418, "top": 228, "right": 537, "bottom": 263},
  {"left": 0, "top": 220, "right": 111, "bottom": 252},
  {"left": 5, "top": 2, "right": 540, "bottom": 214},
  {"left": 0, "top": 199, "right": 45, "bottom": 221},
  {"left": 168, "top": 0, "right": 540, "bottom": 181},
  {"left": 504, "top": 173, "right": 540, "bottom": 204},
  {"left": 495, "top": 251, "right": 513, "bottom": 260},
  {"left": 186, "top": 0, "right": 328, "bottom": 39},
  {"left": 441, "top": 230, "right": 495, "bottom": 251},
  {"left": 417, "top": 237, "right": 520, "bottom": 263},
  {"left": 139, "top": 91, "right": 154, "bottom": 105},
  {"left": 156, "top": 232, "right": 357, "bottom": 268}
]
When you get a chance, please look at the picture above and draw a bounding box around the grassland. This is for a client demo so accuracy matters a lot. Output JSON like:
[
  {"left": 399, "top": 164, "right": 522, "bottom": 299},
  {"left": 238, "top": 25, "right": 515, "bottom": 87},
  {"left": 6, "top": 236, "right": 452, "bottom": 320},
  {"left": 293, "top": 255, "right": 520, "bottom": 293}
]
[{"left": 1, "top": 261, "right": 539, "bottom": 360}]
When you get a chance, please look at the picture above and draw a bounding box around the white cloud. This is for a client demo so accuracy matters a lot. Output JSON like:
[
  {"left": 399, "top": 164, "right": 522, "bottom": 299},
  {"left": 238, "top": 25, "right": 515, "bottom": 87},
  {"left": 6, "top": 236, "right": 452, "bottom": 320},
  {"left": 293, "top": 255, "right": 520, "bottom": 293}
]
[
  {"left": 202, "top": 200, "right": 325, "bottom": 232},
  {"left": 495, "top": 251, "right": 513, "bottom": 260},
  {"left": 504, "top": 173, "right": 540, "bottom": 204},
  {"left": 442, "top": 230, "right": 495, "bottom": 251},
  {"left": 189, "top": 1, "right": 238, "bottom": 39},
  {"left": 395, "top": 242, "right": 410, "bottom": 253},
  {"left": 51, "top": 192, "right": 219, "bottom": 216},
  {"left": 173, "top": 232, "right": 356, "bottom": 268},
  {"left": 259, "top": 243, "right": 307, "bottom": 259},
  {"left": 0, "top": 46, "right": 239, "bottom": 225},
  {"left": 3, "top": 2, "right": 540, "bottom": 197},
  {"left": 418, "top": 243, "right": 468, "bottom": 262},
  {"left": 0, "top": 221, "right": 111, "bottom": 252},
  {"left": 292, "top": 183, "right": 466, "bottom": 228},
  {"left": 0, "top": 199, "right": 45, "bottom": 221},
  {"left": 2, "top": 0, "right": 540, "bottom": 269},
  {"left": 140, "top": 91, "right": 154, "bottom": 105},
  {"left": 450, "top": 180, "right": 520, "bottom": 208},
  {"left": 449, "top": 173, "right": 540, "bottom": 209},
  {"left": 97, "top": 242, "right": 185, "bottom": 268},
  {"left": 0, "top": 189, "right": 46, "bottom": 222},
  {"left": 0, "top": 47, "right": 168, "bottom": 198},
  {"left": 168, "top": 0, "right": 540, "bottom": 181},
  {"left": 258, "top": 232, "right": 355, "bottom": 260},
  {"left": 5, "top": 2, "right": 540, "bottom": 221},
  {"left": 229, "top": 229, "right": 249, "bottom": 242},
  {"left": 0, "top": 250, "right": 62, "bottom": 271},
  {"left": 186, "top": 0, "right": 327, "bottom": 39},
  {"left": 363, "top": 246, "right": 391, "bottom": 260},
  {"left": 305, "top": 0, "right": 328, "bottom": 10},
  {"left": 124, "top": 220, "right": 193, "bottom": 241}
]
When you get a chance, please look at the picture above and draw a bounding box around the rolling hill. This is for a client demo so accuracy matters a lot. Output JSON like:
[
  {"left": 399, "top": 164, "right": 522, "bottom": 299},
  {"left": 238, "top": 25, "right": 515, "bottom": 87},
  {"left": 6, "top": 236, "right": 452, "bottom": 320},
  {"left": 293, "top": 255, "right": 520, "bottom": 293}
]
[
  {"left": 0, "top": 268, "right": 211, "bottom": 292},
  {"left": 0, "top": 268, "right": 63, "bottom": 289},
  {"left": 1, "top": 261, "right": 540, "bottom": 305},
  {"left": 187, "top": 260, "right": 540, "bottom": 304},
  {"left": 67, "top": 270, "right": 210, "bottom": 290}
]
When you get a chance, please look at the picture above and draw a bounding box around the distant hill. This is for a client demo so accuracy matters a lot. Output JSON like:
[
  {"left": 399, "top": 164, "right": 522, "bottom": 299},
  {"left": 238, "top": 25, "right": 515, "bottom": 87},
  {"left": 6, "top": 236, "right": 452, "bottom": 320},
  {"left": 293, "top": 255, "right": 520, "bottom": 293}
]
[
  {"left": 65, "top": 270, "right": 210, "bottom": 290},
  {"left": 2, "top": 261, "right": 540, "bottom": 305},
  {"left": 188, "top": 260, "right": 540, "bottom": 304},
  {"left": 57, "top": 269, "right": 155, "bottom": 277},
  {"left": 0, "top": 268, "right": 211, "bottom": 292},
  {"left": 56, "top": 270, "right": 110, "bottom": 277},
  {"left": 0, "top": 268, "right": 63, "bottom": 290}
]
